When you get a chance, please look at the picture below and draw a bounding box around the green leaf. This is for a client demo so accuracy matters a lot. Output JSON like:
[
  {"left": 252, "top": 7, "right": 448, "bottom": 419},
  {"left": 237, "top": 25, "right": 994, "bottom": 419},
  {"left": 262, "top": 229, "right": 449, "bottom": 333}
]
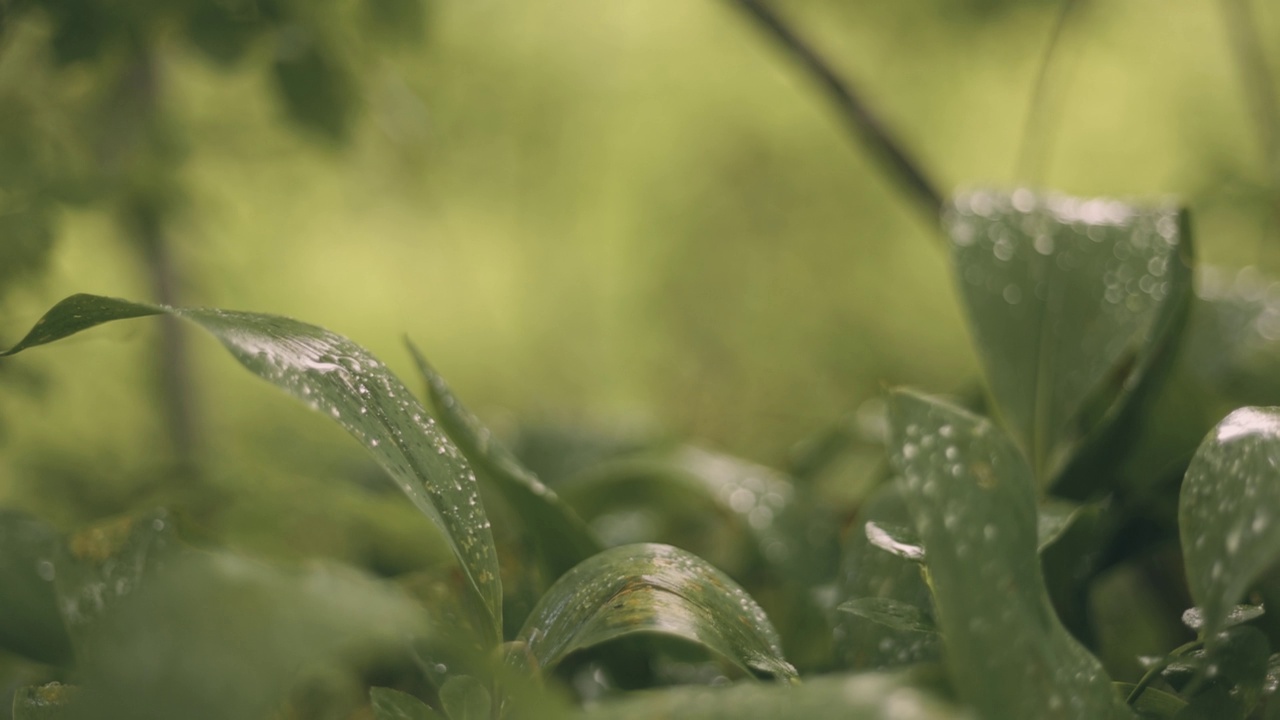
[
  {"left": 408, "top": 343, "right": 602, "bottom": 583},
  {"left": 12, "top": 683, "right": 78, "bottom": 720},
  {"left": 1180, "top": 407, "right": 1280, "bottom": 641},
  {"left": 832, "top": 484, "right": 940, "bottom": 670},
  {"left": 272, "top": 32, "right": 359, "bottom": 142},
  {"left": 574, "top": 670, "right": 971, "bottom": 720},
  {"left": 515, "top": 543, "right": 796, "bottom": 680},
  {"left": 66, "top": 551, "right": 430, "bottom": 720},
  {"left": 887, "top": 390, "right": 1131, "bottom": 720},
  {"left": 944, "top": 191, "right": 1192, "bottom": 485},
  {"left": 1181, "top": 604, "right": 1265, "bottom": 633},
  {"left": 439, "top": 675, "right": 491, "bottom": 720},
  {"left": 370, "top": 687, "right": 444, "bottom": 720},
  {"left": 1, "top": 294, "right": 502, "bottom": 645},
  {"left": 1113, "top": 684, "right": 1187, "bottom": 718},
  {"left": 837, "top": 597, "right": 936, "bottom": 634},
  {"left": 0, "top": 510, "right": 73, "bottom": 665}
]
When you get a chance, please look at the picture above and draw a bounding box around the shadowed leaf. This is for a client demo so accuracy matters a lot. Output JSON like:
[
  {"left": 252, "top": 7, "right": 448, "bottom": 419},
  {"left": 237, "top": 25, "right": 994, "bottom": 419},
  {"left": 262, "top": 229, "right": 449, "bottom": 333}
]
[
  {"left": 0, "top": 511, "right": 73, "bottom": 665},
  {"left": 370, "top": 687, "right": 443, "bottom": 720}
]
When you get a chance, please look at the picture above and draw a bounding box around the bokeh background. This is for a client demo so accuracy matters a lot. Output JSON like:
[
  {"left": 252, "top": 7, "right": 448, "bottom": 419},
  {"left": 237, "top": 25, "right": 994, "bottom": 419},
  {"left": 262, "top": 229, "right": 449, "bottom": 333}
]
[{"left": 0, "top": 0, "right": 1277, "bottom": 563}]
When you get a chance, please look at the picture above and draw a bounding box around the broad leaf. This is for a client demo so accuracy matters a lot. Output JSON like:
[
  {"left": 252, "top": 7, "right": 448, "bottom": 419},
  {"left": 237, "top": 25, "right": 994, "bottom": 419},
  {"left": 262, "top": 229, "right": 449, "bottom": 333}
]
[
  {"left": 1113, "top": 684, "right": 1186, "bottom": 718},
  {"left": 1180, "top": 407, "right": 1280, "bottom": 641},
  {"left": 944, "top": 191, "right": 1192, "bottom": 486},
  {"left": 515, "top": 543, "right": 796, "bottom": 680},
  {"left": 370, "top": 687, "right": 443, "bottom": 720},
  {"left": 408, "top": 343, "right": 602, "bottom": 583},
  {"left": 67, "top": 551, "right": 429, "bottom": 720},
  {"left": 2, "top": 294, "right": 502, "bottom": 644},
  {"left": 837, "top": 597, "right": 936, "bottom": 634},
  {"left": 574, "top": 670, "right": 971, "bottom": 720},
  {"left": 0, "top": 510, "right": 73, "bottom": 665},
  {"left": 887, "top": 390, "right": 1131, "bottom": 719}
]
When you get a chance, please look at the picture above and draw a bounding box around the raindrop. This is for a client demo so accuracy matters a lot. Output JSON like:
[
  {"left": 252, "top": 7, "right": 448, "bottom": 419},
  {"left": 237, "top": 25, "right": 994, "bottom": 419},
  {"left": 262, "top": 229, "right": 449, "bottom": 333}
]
[
  {"left": 1002, "top": 284, "right": 1022, "bottom": 305},
  {"left": 36, "top": 560, "right": 55, "bottom": 582}
]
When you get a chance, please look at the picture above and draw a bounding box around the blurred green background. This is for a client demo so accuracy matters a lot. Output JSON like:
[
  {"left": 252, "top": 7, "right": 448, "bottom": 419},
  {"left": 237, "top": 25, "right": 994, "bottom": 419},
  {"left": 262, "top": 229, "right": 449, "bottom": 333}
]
[{"left": 0, "top": 0, "right": 1277, "bottom": 561}]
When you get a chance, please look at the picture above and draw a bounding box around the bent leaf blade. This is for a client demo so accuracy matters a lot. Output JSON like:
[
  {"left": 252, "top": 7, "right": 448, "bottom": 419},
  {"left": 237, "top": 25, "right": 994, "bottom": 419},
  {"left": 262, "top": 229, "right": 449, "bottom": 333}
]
[{"left": 516, "top": 543, "right": 796, "bottom": 680}]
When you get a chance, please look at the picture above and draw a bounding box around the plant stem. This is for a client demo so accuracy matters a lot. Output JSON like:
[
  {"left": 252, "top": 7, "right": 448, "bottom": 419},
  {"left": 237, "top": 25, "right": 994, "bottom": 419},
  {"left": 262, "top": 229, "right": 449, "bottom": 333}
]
[
  {"left": 727, "top": 0, "right": 945, "bottom": 220},
  {"left": 1125, "top": 639, "right": 1201, "bottom": 705},
  {"left": 1014, "top": 0, "right": 1082, "bottom": 186}
]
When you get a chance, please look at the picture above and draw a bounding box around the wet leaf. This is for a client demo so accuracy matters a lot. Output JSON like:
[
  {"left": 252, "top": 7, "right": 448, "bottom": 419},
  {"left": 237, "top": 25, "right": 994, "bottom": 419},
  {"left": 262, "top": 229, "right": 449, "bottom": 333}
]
[
  {"left": 887, "top": 390, "right": 1131, "bottom": 719},
  {"left": 1, "top": 294, "right": 502, "bottom": 644},
  {"left": 66, "top": 551, "right": 429, "bottom": 720},
  {"left": 1180, "top": 407, "right": 1280, "bottom": 641},
  {"left": 408, "top": 343, "right": 602, "bottom": 583},
  {"left": 832, "top": 485, "right": 940, "bottom": 670},
  {"left": 944, "top": 191, "right": 1192, "bottom": 485},
  {"left": 0, "top": 510, "right": 73, "bottom": 665},
  {"left": 1112, "top": 684, "right": 1186, "bottom": 719},
  {"left": 515, "top": 543, "right": 796, "bottom": 680},
  {"left": 439, "top": 675, "right": 491, "bottom": 720},
  {"left": 12, "top": 683, "right": 78, "bottom": 720},
  {"left": 574, "top": 670, "right": 971, "bottom": 720},
  {"left": 837, "top": 597, "right": 936, "bottom": 634},
  {"left": 370, "top": 687, "right": 444, "bottom": 720},
  {"left": 1182, "top": 604, "right": 1265, "bottom": 632}
]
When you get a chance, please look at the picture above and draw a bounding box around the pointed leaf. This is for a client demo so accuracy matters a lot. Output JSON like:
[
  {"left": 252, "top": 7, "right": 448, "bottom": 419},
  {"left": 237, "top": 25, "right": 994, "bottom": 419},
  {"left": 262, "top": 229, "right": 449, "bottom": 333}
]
[
  {"left": 944, "top": 191, "right": 1192, "bottom": 485},
  {"left": 370, "top": 688, "right": 444, "bottom": 720},
  {"left": 2, "top": 294, "right": 502, "bottom": 644},
  {"left": 574, "top": 671, "right": 971, "bottom": 720},
  {"left": 408, "top": 343, "right": 602, "bottom": 582},
  {"left": 515, "top": 543, "right": 796, "bottom": 680},
  {"left": 1180, "top": 407, "right": 1280, "bottom": 641},
  {"left": 1181, "top": 604, "right": 1265, "bottom": 633},
  {"left": 837, "top": 597, "right": 936, "bottom": 634},
  {"left": 887, "top": 390, "right": 1131, "bottom": 720},
  {"left": 0, "top": 510, "right": 73, "bottom": 665}
]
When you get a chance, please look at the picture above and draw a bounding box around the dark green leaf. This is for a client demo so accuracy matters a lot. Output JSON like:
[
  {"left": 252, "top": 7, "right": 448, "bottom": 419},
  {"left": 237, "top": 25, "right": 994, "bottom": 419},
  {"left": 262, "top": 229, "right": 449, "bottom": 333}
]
[
  {"left": 370, "top": 687, "right": 444, "bottom": 720},
  {"left": 574, "top": 671, "right": 970, "bottom": 720},
  {"left": 408, "top": 343, "right": 602, "bottom": 583},
  {"left": 67, "top": 551, "right": 429, "bottom": 720},
  {"left": 12, "top": 683, "right": 78, "bottom": 720},
  {"left": 837, "top": 597, "right": 936, "bottom": 634},
  {"left": 0, "top": 510, "right": 73, "bottom": 665},
  {"left": 944, "top": 191, "right": 1192, "bottom": 485},
  {"left": 887, "top": 390, "right": 1131, "bottom": 720},
  {"left": 2, "top": 294, "right": 502, "bottom": 645},
  {"left": 1180, "top": 407, "right": 1280, "bottom": 641},
  {"left": 1173, "top": 684, "right": 1244, "bottom": 720},
  {"left": 439, "top": 675, "right": 491, "bottom": 720},
  {"left": 515, "top": 543, "right": 796, "bottom": 680},
  {"left": 272, "top": 32, "right": 358, "bottom": 142},
  {"left": 1113, "top": 683, "right": 1187, "bottom": 719}
]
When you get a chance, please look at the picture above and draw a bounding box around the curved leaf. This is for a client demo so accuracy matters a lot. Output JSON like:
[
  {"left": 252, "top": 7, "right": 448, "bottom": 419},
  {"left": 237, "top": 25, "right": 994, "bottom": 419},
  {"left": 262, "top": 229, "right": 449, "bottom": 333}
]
[
  {"left": 407, "top": 343, "right": 602, "bottom": 582},
  {"left": 370, "top": 688, "right": 444, "bottom": 720},
  {"left": 837, "top": 597, "right": 936, "bottom": 634},
  {"left": 887, "top": 390, "right": 1131, "bottom": 720},
  {"left": 1180, "top": 407, "right": 1280, "bottom": 641},
  {"left": 515, "top": 543, "right": 796, "bottom": 680},
  {"left": 2, "top": 294, "right": 502, "bottom": 643},
  {"left": 574, "top": 670, "right": 971, "bottom": 720},
  {"left": 0, "top": 510, "right": 73, "bottom": 665},
  {"left": 944, "top": 191, "right": 1192, "bottom": 486}
]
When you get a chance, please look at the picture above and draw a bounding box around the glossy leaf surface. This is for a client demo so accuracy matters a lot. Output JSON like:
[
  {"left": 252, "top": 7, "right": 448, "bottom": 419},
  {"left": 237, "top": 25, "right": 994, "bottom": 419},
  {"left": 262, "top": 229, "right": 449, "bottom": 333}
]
[
  {"left": 944, "top": 191, "right": 1192, "bottom": 484},
  {"left": 408, "top": 343, "right": 602, "bottom": 583},
  {"left": 0, "top": 511, "right": 73, "bottom": 665},
  {"left": 516, "top": 543, "right": 796, "bottom": 679},
  {"left": 575, "top": 671, "right": 971, "bottom": 720},
  {"left": 887, "top": 390, "right": 1131, "bottom": 720},
  {"left": 2, "top": 294, "right": 502, "bottom": 643},
  {"left": 370, "top": 687, "right": 443, "bottom": 720},
  {"left": 1180, "top": 407, "right": 1280, "bottom": 641}
]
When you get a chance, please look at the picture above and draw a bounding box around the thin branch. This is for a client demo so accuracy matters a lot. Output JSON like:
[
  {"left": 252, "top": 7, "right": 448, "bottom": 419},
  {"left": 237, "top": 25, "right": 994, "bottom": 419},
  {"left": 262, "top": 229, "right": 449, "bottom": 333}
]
[
  {"left": 1014, "top": 0, "right": 1082, "bottom": 186},
  {"left": 727, "top": 0, "right": 945, "bottom": 220}
]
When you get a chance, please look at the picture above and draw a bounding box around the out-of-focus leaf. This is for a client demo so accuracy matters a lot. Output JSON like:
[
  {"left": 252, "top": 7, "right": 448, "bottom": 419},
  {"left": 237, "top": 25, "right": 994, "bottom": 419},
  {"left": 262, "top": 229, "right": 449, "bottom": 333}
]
[
  {"left": 574, "top": 670, "right": 971, "bottom": 720},
  {"left": 887, "top": 390, "right": 1131, "bottom": 719},
  {"left": 832, "top": 485, "right": 940, "bottom": 670},
  {"left": 1180, "top": 407, "right": 1280, "bottom": 642},
  {"left": 53, "top": 509, "right": 178, "bottom": 649},
  {"left": 272, "top": 31, "right": 358, "bottom": 142},
  {"left": 0, "top": 510, "right": 72, "bottom": 665},
  {"left": 1173, "top": 684, "right": 1244, "bottom": 719},
  {"left": 67, "top": 551, "right": 429, "bottom": 720},
  {"left": 943, "top": 191, "right": 1192, "bottom": 486},
  {"left": 837, "top": 597, "right": 936, "bottom": 634},
  {"left": 1182, "top": 604, "right": 1265, "bottom": 632},
  {"left": 370, "top": 687, "right": 444, "bottom": 720},
  {"left": 1113, "top": 684, "right": 1186, "bottom": 718},
  {"left": 515, "top": 543, "right": 796, "bottom": 680},
  {"left": 1, "top": 294, "right": 502, "bottom": 645},
  {"left": 185, "top": 0, "right": 267, "bottom": 67},
  {"left": 439, "top": 675, "right": 490, "bottom": 720},
  {"left": 1039, "top": 498, "right": 1116, "bottom": 641},
  {"left": 408, "top": 344, "right": 601, "bottom": 583},
  {"left": 364, "top": 0, "right": 427, "bottom": 45},
  {"left": 12, "top": 683, "right": 78, "bottom": 720}
]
